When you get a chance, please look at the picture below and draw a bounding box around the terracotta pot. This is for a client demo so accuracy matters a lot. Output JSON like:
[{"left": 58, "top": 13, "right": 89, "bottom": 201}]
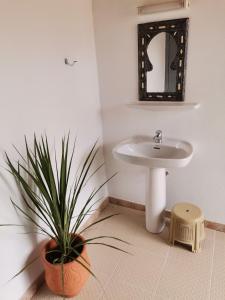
[{"left": 41, "top": 235, "right": 90, "bottom": 298}]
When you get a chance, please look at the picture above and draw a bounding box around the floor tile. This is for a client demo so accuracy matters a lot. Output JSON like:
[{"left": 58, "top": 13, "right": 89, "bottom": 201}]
[
  {"left": 96, "top": 205, "right": 170, "bottom": 257},
  {"left": 210, "top": 231, "right": 225, "bottom": 300},
  {"left": 154, "top": 229, "right": 215, "bottom": 300},
  {"left": 109, "top": 247, "right": 167, "bottom": 297},
  {"left": 33, "top": 205, "right": 225, "bottom": 300},
  {"left": 99, "top": 275, "right": 148, "bottom": 300}
]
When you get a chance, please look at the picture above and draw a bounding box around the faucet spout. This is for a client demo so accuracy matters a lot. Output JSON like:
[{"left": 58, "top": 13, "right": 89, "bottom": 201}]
[{"left": 154, "top": 130, "right": 162, "bottom": 144}]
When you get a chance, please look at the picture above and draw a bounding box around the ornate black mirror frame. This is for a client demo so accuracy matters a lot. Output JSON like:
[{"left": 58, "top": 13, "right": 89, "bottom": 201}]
[{"left": 138, "top": 18, "right": 189, "bottom": 102}]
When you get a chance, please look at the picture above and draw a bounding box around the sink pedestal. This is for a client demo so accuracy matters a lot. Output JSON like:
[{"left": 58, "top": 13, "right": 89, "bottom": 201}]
[
  {"left": 113, "top": 135, "right": 193, "bottom": 234},
  {"left": 146, "top": 168, "right": 166, "bottom": 233}
]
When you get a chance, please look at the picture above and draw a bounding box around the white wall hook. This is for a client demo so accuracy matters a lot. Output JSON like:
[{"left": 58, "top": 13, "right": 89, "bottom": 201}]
[{"left": 64, "top": 58, "right": 78, "bottom": 67}]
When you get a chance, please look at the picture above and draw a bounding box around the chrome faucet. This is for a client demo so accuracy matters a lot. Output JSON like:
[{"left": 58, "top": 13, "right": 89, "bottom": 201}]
[{"left": 154, "top": 130, "right": 162, "bottom": 144}]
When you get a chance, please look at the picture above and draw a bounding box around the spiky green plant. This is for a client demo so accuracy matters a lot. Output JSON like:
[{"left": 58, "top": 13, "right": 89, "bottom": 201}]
[{"left": 1, "top": 135, "right": 128, "bottom": 287}]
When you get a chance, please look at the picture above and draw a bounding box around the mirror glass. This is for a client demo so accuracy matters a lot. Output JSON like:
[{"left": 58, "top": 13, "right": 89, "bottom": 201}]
[{"left": 147, "top": 32, "right": 177, "bottom": 93}]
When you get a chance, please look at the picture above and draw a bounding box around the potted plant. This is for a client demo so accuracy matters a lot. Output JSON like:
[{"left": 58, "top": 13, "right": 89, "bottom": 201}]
[{"left": 2, "top": 135, "right": 128, "bottom": 298}]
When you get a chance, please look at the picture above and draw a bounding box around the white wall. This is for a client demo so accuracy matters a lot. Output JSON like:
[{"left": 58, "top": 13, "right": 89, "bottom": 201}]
[
  {"left": 0, "top": 1, "right": 106, "bottom": 299},
  {"left": 93, "top": 0, "right": 225, "bottom": 224}
]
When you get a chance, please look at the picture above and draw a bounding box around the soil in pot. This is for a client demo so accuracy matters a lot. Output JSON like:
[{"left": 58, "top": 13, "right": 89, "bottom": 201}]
[{"left": 46, "top": 236, "right": 84, "bottom": 264}]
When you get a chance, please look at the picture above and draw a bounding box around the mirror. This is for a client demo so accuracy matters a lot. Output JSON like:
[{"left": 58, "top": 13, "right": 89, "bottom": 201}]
[{"left": 138, "top": 18, "right": 189, "bottom": 101}]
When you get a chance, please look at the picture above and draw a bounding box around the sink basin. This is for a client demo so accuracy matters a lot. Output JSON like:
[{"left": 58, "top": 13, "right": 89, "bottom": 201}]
[
  {"left": 113, "top": 135, "right": 194, "bottom": 234},
  {"left": 113, "top": 136, "right": 193, "bottom": 169}
]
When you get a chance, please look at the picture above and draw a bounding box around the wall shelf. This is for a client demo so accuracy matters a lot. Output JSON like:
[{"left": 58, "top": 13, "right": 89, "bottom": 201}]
[
  {"left": 138, "top": 0, "right": 190, "bottom": 15},
  {"left": 127, "top": 101, "right": 200, "bottom": 111}
]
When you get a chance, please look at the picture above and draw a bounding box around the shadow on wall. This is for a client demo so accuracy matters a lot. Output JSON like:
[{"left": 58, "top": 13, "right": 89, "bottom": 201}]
[{"left": 0, "top": 166, "right": 42, "bottom": 284}]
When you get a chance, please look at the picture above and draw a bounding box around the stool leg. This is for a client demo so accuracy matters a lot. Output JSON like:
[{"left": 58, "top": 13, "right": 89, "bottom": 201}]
[
  {"left": 169, "top": 217, "right": 175, "bottom": 246},
  {"left": 201, "top": 221, "right": 205, "bottom": 241},
  {"left": 194, "top": 222, "right": 201, "bottom": 253},
  {"left": 169, "top": 217, "right": 173, "bottom": 244},
  {"left": 197, "top": 222, "right": 202, "bottom": 253},
  {"left": 192, "top": 223, "right": 196, "bottom": 253}
]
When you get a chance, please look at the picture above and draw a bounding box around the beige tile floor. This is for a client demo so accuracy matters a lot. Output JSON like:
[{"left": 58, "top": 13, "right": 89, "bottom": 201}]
[{"left": 33, "top": 204, "right": 225, "bottom": 300}]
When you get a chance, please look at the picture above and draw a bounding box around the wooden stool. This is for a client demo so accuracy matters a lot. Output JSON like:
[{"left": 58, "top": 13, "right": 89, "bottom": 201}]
[{"left": 169, "top": 203, "right": 205, "bottom": 253}]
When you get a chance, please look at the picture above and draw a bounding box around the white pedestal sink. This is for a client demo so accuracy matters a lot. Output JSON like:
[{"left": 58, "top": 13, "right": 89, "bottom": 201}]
[{"left": 113, "top": 135, "right": 193, "bottom": 234}]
